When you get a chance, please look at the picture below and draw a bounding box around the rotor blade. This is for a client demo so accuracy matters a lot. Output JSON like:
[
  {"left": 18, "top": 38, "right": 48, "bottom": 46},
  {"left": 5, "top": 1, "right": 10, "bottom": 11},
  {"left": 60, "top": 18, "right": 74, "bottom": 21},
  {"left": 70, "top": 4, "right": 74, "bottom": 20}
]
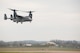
[
  {"left": 8, "top": 8, "right": 35, "bottom": 13},
  {"left": 8, "top": 8, "right": 19, "bottom": 11},
  {"left": 8, "top": 8, "right": 13, "bottom": 10},
  {"left": 20, "top": 10, "right": 35, "bottom": 13}
]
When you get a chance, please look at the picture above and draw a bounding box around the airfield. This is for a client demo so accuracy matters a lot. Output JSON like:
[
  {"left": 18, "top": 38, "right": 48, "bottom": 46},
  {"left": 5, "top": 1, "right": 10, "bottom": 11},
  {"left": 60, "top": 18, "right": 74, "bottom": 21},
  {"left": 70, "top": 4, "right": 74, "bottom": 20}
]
[{"left": 0, "top": 47, "right": 80, "bottom": 53}]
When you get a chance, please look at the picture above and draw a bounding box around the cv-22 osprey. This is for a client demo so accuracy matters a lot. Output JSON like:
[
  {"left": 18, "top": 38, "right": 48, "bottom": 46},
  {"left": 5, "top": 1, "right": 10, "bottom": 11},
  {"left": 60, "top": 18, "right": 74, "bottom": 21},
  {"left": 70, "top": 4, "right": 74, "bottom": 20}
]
[{"left": 4, "top": 8, "right": 35, "bottom": 24}]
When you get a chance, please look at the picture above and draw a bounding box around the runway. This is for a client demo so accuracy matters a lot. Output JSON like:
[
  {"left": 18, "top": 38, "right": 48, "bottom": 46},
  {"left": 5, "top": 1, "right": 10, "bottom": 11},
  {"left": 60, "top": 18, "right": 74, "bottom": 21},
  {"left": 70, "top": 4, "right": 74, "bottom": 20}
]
[{"left": 0, "top": 51, "right": 80, "bottom": 53}]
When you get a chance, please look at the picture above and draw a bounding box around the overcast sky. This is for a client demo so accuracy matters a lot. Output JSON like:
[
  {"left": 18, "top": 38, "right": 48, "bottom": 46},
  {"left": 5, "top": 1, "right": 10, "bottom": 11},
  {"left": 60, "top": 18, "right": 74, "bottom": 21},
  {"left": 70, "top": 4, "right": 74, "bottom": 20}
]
[{"left": 0, "top": 0, "right": 80, "bottom": 41}]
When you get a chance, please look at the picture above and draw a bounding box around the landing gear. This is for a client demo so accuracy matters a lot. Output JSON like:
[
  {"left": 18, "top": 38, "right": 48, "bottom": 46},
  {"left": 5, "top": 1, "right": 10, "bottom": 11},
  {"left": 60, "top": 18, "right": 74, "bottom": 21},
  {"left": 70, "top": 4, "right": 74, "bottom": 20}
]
[
  {"left": 16, "top": 21, "right": 18, "bottom": 24},
  {"left": 21, "top": 21, "right": 23, "bottom": 24}
]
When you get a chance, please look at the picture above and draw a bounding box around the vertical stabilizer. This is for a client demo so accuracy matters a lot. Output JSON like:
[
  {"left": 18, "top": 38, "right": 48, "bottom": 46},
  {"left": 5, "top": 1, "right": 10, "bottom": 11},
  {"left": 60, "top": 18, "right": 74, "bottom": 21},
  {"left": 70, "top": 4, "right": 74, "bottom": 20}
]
[{"left": 4, "top": 14, "right": 7, "bottom": 20}]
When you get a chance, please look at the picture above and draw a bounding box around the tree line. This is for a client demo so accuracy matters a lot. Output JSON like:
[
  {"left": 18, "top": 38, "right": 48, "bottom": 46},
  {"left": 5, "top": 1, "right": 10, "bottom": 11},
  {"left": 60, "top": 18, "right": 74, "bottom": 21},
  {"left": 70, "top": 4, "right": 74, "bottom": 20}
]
[{"left": 0, "top": 40, "right": 80, "bottom": 48}]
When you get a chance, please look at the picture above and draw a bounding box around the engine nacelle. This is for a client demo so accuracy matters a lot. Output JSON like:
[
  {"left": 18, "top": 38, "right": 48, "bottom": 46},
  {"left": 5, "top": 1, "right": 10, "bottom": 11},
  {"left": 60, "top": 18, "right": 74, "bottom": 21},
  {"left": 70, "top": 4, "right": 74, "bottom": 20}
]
[
  {"left": 4, "top": 14, "right": 7, "bottom": 20},
  {"left": 29, "top": 13, "right": 32, "bottom": 19}
]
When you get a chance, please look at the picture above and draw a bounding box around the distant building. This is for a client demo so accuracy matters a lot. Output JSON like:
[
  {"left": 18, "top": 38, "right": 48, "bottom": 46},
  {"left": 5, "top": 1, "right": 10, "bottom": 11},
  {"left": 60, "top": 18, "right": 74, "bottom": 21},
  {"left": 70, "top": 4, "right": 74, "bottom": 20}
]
[
  {"left": 47, "top": 41, "right": 58, "bottom": 46},
  {"left": 24, "top": 44, "right": 32, "bottom": 47},
  {"left": 40, "top": 41, "right": 58, "bottom": 47},
  {"left": 47, "top": 41, "right": 56, "bottom": 45}
]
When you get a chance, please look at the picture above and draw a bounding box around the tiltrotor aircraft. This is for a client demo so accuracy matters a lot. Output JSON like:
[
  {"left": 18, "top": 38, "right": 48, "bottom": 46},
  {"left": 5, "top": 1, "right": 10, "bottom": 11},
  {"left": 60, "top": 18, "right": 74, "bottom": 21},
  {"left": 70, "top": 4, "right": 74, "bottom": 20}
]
[{"left": 4, "top": 8, "right": 34, "bottom": 24}]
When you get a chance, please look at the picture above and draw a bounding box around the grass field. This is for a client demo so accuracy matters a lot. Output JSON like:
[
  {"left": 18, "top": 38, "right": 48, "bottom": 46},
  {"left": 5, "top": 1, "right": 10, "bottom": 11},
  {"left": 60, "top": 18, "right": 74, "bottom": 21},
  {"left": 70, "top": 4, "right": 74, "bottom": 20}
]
[
  {"left": 0, "top": 47, "right": 80, "bottom": 53},
  {"left": 0, "top": 52, "right": 47, "bottom": 53},
  {"left": 0, "top": 47, "right": 80, "bottom": 51},
  {"left": 0, "top": 51, "right": 80, "bottom": 53}
]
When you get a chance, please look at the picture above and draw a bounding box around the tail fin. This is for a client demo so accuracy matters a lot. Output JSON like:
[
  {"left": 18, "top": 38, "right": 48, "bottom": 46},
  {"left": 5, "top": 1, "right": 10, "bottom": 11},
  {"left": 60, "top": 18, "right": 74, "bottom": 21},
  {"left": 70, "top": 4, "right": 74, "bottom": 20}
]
[{"left": 4, "top": 14, "right": 7, "bottom": 20}]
